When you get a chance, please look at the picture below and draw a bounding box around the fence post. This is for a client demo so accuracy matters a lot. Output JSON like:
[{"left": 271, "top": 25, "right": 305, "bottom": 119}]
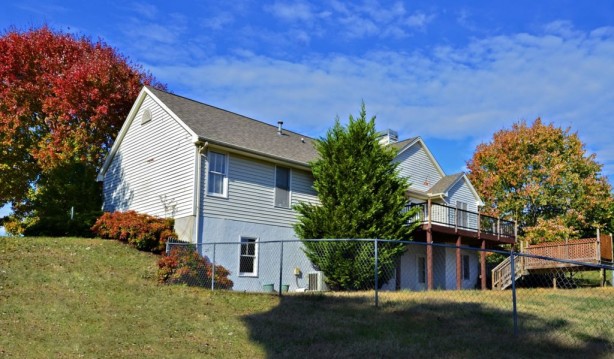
[
  {"left": 510, "top": 249, "right": 518, "bottom": 336},
  {"left": 211, "top": 243, "right": 216, "bottom": 290},
  {"left": 278, "top": 241, "right": 284, "bottom": 297},
  {"left": 374, "top": 239, "right": 379, "bottom": 308}
]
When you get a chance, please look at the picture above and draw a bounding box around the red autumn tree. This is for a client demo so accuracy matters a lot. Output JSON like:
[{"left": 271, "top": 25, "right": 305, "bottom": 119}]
[
  {"left": 0, "top": 26, "right": 164, "bottom": 205},
  {"left": 467, "top": 119, "right": 613, "bottom": 243}
]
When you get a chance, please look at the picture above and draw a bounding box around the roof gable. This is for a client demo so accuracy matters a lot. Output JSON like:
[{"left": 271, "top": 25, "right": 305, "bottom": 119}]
[{"left": 394, "top": 137, "right": 445, "bottom": 178}]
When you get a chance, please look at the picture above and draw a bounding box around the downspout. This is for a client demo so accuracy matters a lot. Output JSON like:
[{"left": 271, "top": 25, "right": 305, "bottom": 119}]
[{"left": 192, "top": 137, "right": 207, "bottom": 244}]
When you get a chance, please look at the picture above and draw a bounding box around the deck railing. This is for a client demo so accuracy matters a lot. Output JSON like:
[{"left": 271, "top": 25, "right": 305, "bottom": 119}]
[
  {"left": 523, "top": 239, "right": 600, "bottom": 269},
  {"left": 404, "top": 202, "right": 515, "bottom": 239}
]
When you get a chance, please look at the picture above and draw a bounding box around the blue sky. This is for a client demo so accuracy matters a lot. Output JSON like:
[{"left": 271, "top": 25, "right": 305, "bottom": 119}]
[{"left": 1, "top": 1, "right": 614, "bottom": 233}]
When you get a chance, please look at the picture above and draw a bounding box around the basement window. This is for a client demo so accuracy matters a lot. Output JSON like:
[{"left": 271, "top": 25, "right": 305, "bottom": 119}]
[
  {"left": 239, "top": 237, "right": 258, "bottom": 276},
  {"left": 418, "top": 256, "right": 426, "bottom": 284},
  {"left": 463, "top": 255, "right": 470, "bottom": 280}
]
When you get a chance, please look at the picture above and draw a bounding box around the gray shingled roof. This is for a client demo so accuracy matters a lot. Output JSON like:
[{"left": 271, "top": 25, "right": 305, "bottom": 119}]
[
  {"left": 390, "top": 137, "right": 417, "bottom": 151},
  {"left": 428, "top": 173, "right": 464, "bottom": 194},
  {"left": 147, "top": 86, "right": 319, "bottom": 165}
]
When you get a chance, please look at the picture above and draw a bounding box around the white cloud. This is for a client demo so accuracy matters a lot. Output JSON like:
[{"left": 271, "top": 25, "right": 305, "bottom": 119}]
[
  {"left": 202, "top": 12, "right": 234, "bottom": 30},
  {"left": 265, "top": 1, "right": 316, "bottom": 22},
  {"left": 130, "top": 2, "right": 158, "bottom": 20},
  {"left": 405, "top": 11, "right": 435, "bottom": 29},
  {"left": 149, "top": 25, "right": 614, "bottom": 177}
]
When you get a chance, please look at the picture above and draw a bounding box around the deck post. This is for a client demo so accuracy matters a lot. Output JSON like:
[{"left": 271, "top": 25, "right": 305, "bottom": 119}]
[
  {"left": 456, "top": 236, "right": 461, "bottom": 290},
  {"left": 480, "top": 240, "right": 486, "bottom": 290},
  {"left": 427, "top": 199, "right": 433, "bottom": 290},
  {"left": 477, "top": 212, "right": 481, "bottom": 239}
]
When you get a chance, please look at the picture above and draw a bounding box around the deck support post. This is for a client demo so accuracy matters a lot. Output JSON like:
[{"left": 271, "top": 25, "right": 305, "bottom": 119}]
[
  {"left": 456, "top": 236, "right": 462, "bottom": 290},
  {"left": 480, "top": 240, "right": 487, "bottom": 290},
  {"left": 427, "top": 199, "right": 433, "bottom": 291}
]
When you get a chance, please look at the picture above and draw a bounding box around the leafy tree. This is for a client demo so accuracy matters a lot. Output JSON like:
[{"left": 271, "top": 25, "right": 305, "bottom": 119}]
[
  {"left": 0, "top": 26, "right": 163, "bottom": 234},
  {"left": 294, "top": 104, "right": 419, "bottom": 290},
  {"left": 467, "top": 119, "right": 612, "bottom": 243},
  {"left": 8, "top": 162, "right": 102, "bottom": 237}
]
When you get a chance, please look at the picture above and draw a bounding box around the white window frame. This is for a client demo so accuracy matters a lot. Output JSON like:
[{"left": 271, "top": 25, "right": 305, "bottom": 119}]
[
  {"left": 274, "top": 166, "right": 292, "bottom": 208},
  {"left": 418, "top": 256, "right": 426, "bottom": 284},
  {"left": 238, "top": 237, "right": 258, "bottom": 277},
  {"left": 207, "top": 151, "right": 229, "bottom": 198}
]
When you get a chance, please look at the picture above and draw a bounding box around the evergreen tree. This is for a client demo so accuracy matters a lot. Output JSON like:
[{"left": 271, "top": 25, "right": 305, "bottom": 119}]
[{"left": 294, "top": 103, "right": 418, "bottom": 290}]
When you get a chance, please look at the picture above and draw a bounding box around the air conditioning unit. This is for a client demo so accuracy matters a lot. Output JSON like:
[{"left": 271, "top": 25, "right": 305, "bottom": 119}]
[{"left": 307, "top": 271, "right": 325, "bottom": 291}]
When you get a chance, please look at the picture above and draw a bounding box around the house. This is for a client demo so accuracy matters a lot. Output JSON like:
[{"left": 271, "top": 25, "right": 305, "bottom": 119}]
[{"left": 98, "top": 86, "right": 515, "bottom": 291}]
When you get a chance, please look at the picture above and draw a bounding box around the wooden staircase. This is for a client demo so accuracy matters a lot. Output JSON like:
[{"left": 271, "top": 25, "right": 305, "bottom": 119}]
[
  {"left": 492, "top": 255, "right": 526, "bottom": 290},
  {"left": 491, "top": 234, "right": 613, "bottom": 290}
]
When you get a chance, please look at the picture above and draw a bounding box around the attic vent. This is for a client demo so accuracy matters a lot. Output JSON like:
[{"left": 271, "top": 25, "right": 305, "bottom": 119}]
[{"left": 141, "top": 108, "right": 152, "bottom": 125}]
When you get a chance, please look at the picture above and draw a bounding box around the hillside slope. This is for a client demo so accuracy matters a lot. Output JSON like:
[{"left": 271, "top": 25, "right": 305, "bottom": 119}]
[{"left": 0, "top": 237, "right": 274, "bottom": 358}]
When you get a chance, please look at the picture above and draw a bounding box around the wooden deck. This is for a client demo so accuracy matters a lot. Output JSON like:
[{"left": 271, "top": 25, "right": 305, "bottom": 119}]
[
  {"left": 523, "top": 237, "right": 607, "bottom": 270},
  {"left": 492, "top": 235, "right": 613, "bottom": 290},
  {"left": 404, "top": 201, "right": 516, "bottom": 290},
  {"left": 405, "top": 202, "right": 516, "bottom": 245}
]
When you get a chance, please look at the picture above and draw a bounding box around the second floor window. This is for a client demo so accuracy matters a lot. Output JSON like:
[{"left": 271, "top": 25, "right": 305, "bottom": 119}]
[
  {"left": 208, "top": 151, "right": 227, "bottom": 197},
  {"left": 275, "top": 166, "right": 290, "bottom": 208}
]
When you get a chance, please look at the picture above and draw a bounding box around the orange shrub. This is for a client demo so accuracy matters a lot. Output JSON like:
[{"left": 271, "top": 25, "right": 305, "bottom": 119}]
[
  {"left": 91, "top": 211, "right": 176, "bottom": 253},
  {"left": 157, "top": 246, "right": 233, "bottom": 289}
]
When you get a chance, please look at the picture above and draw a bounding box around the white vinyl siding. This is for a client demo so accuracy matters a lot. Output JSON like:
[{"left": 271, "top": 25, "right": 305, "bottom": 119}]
[
  {"left": 447, "top": 178, "right": 479, "bottom": 213},
  {"left": 202, "top": 153, "right": 318, "bottom": 228},
  {"left": 102, "top": 94, "right": 194, "bottom": 218},
  {"left": 395, "top": 142, "right": 443, "bottom": 192},
  {"left": 207, "top": 151, "right": 228, "bottom": 197}
]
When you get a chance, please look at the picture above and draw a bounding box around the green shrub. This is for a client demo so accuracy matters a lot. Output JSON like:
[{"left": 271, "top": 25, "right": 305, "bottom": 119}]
[
  {"left": 157, "top": 246, "right": 233, "bottom": 289},
  {"left": 91, "top": 211, "right": 175, "bottom": 253}
]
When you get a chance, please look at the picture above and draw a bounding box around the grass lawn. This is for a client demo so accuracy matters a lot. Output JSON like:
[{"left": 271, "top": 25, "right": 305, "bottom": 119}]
[{"left": 1, "top": 237, "right": 613, "bottom": 358}]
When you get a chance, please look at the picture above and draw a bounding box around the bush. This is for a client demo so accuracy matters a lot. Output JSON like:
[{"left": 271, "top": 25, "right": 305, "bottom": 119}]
[
  {"left": 91, "top": 211, "right": 176, "bottom": 253},
  {"left": 157, "top": 246, "right": 233, "bottom": 289}
]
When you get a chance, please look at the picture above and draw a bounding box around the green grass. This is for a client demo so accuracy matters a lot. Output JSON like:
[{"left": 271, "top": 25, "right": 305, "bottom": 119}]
[{"left": 1, "top": 237, "right": 613, "bottom": 358}]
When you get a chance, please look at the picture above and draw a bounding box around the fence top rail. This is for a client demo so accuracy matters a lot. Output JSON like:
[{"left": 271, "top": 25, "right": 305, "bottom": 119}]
[{"left": 167, "top": 238, "right": 614, "bottom": 270}]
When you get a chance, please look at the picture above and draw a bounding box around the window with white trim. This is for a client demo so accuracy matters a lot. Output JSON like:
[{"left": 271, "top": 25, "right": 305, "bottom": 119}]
[
  {"left": 418, "top": 256, "right": 426, "bottom": 284},
  {"left": 207, "top": 151, "right": 228, "bottom": 197},
  {"left": 239, "top": 237, "right": 258, "bottom": 276},
  {"left": 275, "top": 166, "right": 290, "bottom": 208},
  {"left": 462, "top": 255, "right": 470, "bottom": 280}
]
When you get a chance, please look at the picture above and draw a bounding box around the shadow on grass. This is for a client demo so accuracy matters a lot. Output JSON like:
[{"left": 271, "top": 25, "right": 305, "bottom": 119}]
[{"left": 242, "top": 294, "right": 613, "bottom": 358}]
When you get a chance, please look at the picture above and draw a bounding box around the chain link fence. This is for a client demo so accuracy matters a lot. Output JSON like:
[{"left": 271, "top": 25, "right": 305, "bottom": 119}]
[{"left": 163, "top": 238, "right": 614, "bottom": 350}]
